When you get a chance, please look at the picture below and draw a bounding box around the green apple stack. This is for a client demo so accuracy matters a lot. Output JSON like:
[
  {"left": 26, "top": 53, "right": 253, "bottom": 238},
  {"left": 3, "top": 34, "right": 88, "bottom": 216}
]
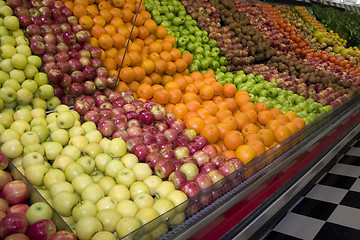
[
  {"left": 1, "top": 104, "right": 188, "bottom": 239},
  {"left": 0, "top": 3, "right": 60, "bottom": 114}
]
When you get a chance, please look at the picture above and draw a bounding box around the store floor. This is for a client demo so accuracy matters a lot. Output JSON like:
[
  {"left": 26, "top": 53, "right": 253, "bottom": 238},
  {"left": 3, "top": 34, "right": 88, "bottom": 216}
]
[{"left": 263, "top": 136, "right": 360, "bottom": 240}]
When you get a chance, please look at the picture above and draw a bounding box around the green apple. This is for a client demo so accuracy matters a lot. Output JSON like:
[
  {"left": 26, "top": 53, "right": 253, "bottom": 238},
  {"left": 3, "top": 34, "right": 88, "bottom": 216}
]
[
  {"left": 20, "top": 131, "right": 39, "bottom": 146},
  {"left": 30, "top": 117, "right": 47, "bottom": 128},
  {"left": 76, "top": 156, "right": 95, "bottom": 174},
  {"left": 116, "top": 200, "right": 138, "bottom": 218},
  {"left": 104, "top": 159, "right": 125, "bottom": 178},
  {"left": 168, "top": 212, "right": 185, "bottom": 228},
  {"left": 98, "top": 176, "right": 116, "bottom": 195},
  {"left": 133, "top": 163, "right": 152, "bottom": 181},
  {"left": 2, "top": 103, "right": 15, "bottom": 113},
  {"left": 24, "top": 163, "right": 49, "bottom": 186},
  {"left": 0, "top": 5, "right": 13, "bottom": 17},
  {"left": 15, "top": 104, "right": 32, "bottom": 112},
  {"left": 69, "top": 135, "right": 88, "bottom": 152},
  {"left": 11, "top": 53, "right": 27, "bottom": 69},
  {"left": 4, "top": 16, "right": 19, "bottom": 31},
  {"left": 31, "top": 125, "right": 49, "bottom": 143},
  {"left": 81, "top": 183, "right": 105, "bottom": 203},
  {"left": 31, "top": 97, "right": 47, "bottom": 109},
  {"left": 54, "top": 104, "right": 70, "bottom": 113},
  {"left": 15, "top": 35, "right": 29, "bottom": 46},
  {"left": 42, "top": 141, "right": 63, "bottom": 161},
  {"left": 49, "top": 181, "right": 74, "bottom": 198},
  {"left": 11, "top": 29, "right": 24, "bottom": 38},
  {"left": 96, "top": 196, "right": 117, "bottom": 211},
  {"left": 72, "top": 200, "right": 98, "bottom": 223},
  {"left": 68, "top": 126, "right": 85, "bottom": 138},
  {"left": 0, "top": 128, "right": 20, "bottom": 143},
  {"left": 0, "top": 26, "right": 9, "bottom": 36},
  {"left": 180, "top": 162, "right": 199, "bottom": 181},
  {"left": 28, "top": 55, "right": 42, "bottom": 69},
  {"left": 96, "top": 209, "right": 121, "bottom": 232},
  {"left": 130, "top": 181, "right": 151, "bottom": 200},
  {"left": 75, "top": 216, "right": 103, "bottom": 240},
  {"left": 99, "top": 138, "right": 110, "bottom": 152},
  {"left": 23, "top": 64, "right": 38, "bottom": 79},
  {"left": 92, "top": 231, "right": 116, "bottom": 240},
  {"left": 143, "top": 175, "right": 163, "bottom": 196},
  {"left": 46, "top": 96, "right": 61, "bottom": 110},
  {"left": 46, "top": 112, "right": 58, "bottom": 123},
  {"left": 135, "top": 207, "right": 160, "bottom": 232},
  {"left": 105, "top": 138, "right": 127, "bottom": 158},
  {"left": 0, "top": 111, "right": 13, "bottom": 128},
  {"left": 21, "top": 152, "right": 44, "bottom": 170},
  {"left": 14, "top": 108, "right": 32, "bottom": 122},
  {"left": 0, "top": 58, "right": 14, "bottom": 73},
  {"left": 150, "top": 222, "right": 168, "bottom": 239},
  {"left": 1, "top": 44, "right": 16, "bottom": 58},
  {"left": 64, "top": 162, "right": 85, "bottom": 182},
  {"left": 134, "top": 192, "right": 154, "bottom": 209},
  {"left": 1, "top": 138, "right": 22, "bottom": 158},
  {"left": 94, "top": 153, "right": 112, "bottom": 172},
  {"left": 0, "top": 70, "right": 9, "bottom": 84},
  {"left": 0, "top": 86, "right": 16, "bottom": 103},
  {"left": 115, "top": 167, "right": 136, "bottom": 188},
  {"left": 85, "top": 129, "right": 102, "bottom": 144},
  {"left": 70, "top": 110, "right": 80, "bottom": 121},
  {"left": 155, "top": 181, "right": 175, "bottom": 199},
  {"left": 43, "top": 168, "right": 66, "bottom": 190},
  {"left": 81, "top": 121, "right": 97, "bottom": 133},
  {"left": 108, "top": 184, "right": 130, "bottom": 202},
  {"left": 82, "top": 143, "right": 103, "bottom": 159},
  {"left": 23, "top": 142, "right": 44, "bottom": 155},
  {"left": 9, "top": 69, "right": 25, "bottom": 83},
  {"left": 52, "top": 191, "right": 80, "bottom": 217},
  {"left": 0, "top": 123, "right": 4, "bottom": 135},
  {"left": 16, "top": 88, "right": 33, "bottom": 105},
  {"left": 153, "top": 198, "right": 176, "bottom": 221},
  {"left": 50, "top": 128, "right": 69, "bottom": 146},
  {"left": 116, "top": 217, "right": 142, "bottom": 238},
  {"left": 47, "top": 121, "right": 59, "bottom": 132},
  {"left": 33, "top": 72, "right": 48, "bottom": 86},
  {"left": 61, "top": 145, "right": 81, "bottom": 160},
  {"left": 38, "top": 84, "right": 54, "bottom": 100},
  {"left": 3, "top": 79, "right": 21, "bottom": 90},
  {"left": 1, "top": 35, "right": 17, "bottom": 47},
  {"left": 25, "top": 202, "right": 53, "bottom": 225},
  {"left": 71, "top": 173, "right": 94, "bottom": 195},
  {"left": 120, "top": 153, "right": 139, "bottom": 170},
  {"left": 16, "top": 45, "right": 31, "bottom": 57},
  {"left": 90, "top": 170, "right": 104, "bottom": 183},
  {"left": 52, "top": 154, "right": 74, "bottom": 171},
  {"left": 166, "top": 190, "right": 188, "bottom": 212}
]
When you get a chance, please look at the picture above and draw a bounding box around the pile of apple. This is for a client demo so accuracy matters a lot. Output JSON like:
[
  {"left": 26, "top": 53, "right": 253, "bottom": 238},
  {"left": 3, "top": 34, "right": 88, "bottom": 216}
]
[
  {"left": 74, "top": 90, "right": 245, "bottom": 198},
  {"left": 180, "top": 0, "right": 254, "bottom": 72},
  {"left": 0, "top": 152, "right": 76, "bottom": 240},
  {"left": 8, "top": 0, "right": 116, "bottom": 106},
  {"left": 0, "top": 2, "right": 61, "bottom": 113}
]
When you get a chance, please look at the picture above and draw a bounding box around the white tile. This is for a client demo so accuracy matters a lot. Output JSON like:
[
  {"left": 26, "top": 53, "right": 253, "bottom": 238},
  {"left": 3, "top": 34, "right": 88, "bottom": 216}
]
[
  {"left": 273, "top": 212, "right": 325, "bottom": 240},
  {"left": 328, "top": 205, "right": 360, "bottom": 230},
  {"left": 329, "top": 163, "right": 360, "bottom": 178},
  {"left": 306, "top": 184, "right": 348, "bottom": 204},
  {"left": 350, "top": 178, "right": 360, "bottom": 192},
  {"left": 346, "top": 147, "right": 360, "bottom": 157}
]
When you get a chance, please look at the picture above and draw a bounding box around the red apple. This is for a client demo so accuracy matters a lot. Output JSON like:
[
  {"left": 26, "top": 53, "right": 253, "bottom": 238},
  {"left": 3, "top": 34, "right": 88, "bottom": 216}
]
[
  {"left": 27, "top": 219, "right": 56, "bottom": 240},
  {"left": 202, "top": 145, "right": 218, "bottom": 158},
  {"left": 228, "top": 158, "right": 244, "bottom": 169},
  {"left": 3, "top": 181, "right": 29, "bottom": 205},
  {"left": 4, "top": 233, "right": 30, "bottom": 240},
  {"left": 218, "top": 162, "right": 236, "bottom": 177},
  {"left": 49, "top": 230, "right": 77, "bottom": 240},
  {"left": 193, "top": 150, "right": 210, "bottom": 167},
  {"left": 0, "top": 213, "right": 28, "bottom": 238},
  {"left": 168, "top": 171, "right": 187, "bottom": 190},
  {"left": 154, "top": 158, "right": 175, "bottom": 179},
  {"left": 181, "top": 181, "right": 201, "bottom": 198},
  {"left": 199, "top": 162, "right": 217, "bottom": 174},
  {"left": 194, "top": 173, "right": 213, "bottom": 190},
  {"left": 6, "top": 204, "right": 29, "bottom": 216},
  {"left": 207, "top": 169, "right": 225, "bottom": 184}
]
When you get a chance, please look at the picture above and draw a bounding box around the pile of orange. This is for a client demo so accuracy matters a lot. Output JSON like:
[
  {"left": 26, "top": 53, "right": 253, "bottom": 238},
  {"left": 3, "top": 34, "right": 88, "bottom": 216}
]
[
  {"left": 65, "top": 0, "right": 193, "bottom": 92},
  {"left": 133, "top": 70, "right": 306, "bottom": 164}
]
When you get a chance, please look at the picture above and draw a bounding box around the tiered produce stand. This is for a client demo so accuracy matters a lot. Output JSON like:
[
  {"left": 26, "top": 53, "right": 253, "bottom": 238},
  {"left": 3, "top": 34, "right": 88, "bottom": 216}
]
[{"left": 0, "top": 0, "right": 360, "bottom": 239}]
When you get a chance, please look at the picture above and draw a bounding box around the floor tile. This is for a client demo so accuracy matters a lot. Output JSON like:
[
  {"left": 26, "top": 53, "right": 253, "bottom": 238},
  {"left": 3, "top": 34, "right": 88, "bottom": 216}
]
[
  {"left": 305, "top": 184, "right": 347, "bottom": 204},
  {"left": 314, "top": 222, "right": 360, "bottom": 240},
  {"left": 353, "top": 141, "right": 360, "bottom": 148},
  {"left": 264, "top": 231, "right": 302, "bottom": 240},
  {"left": 291, "top": 197, "right": 337, "bottom": 220},
  {"left": 328, "top": 163, "right": 360, "bottom": 178},
  {"left": 318, "top": 173, "right": 357, "bottom": 189},
  {"left": 327, "top": 205, "right": 360, "bottom": 230},
  {"left": 273, "top": 212, "right": 325, "bottom": 240},
  {"left": 350, "top": 178, "right": 360, "bottom": 192},
  {"left": 338, "top": 154, "right": 360, "bottom": 166},
  {"left": 339, "top": 191, "right": 360, "bottom": 209},
  {"left": 346, "top": 147, "right": 360, "bottom": 157}
]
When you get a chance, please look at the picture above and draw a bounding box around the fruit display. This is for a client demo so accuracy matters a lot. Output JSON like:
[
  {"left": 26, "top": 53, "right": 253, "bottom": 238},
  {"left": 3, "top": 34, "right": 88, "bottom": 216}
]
[{"left": 0, "top": 0, "right": 360, "bottom": 239}]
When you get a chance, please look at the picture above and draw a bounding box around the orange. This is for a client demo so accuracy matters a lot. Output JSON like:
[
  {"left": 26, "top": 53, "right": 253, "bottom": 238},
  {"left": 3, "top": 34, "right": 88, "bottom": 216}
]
[
  {"left": 199, "top": 85, "right": 215, "bottom": 100},
  {"left": 137, "top": 83, "right": 153, "bottom": 100},
  {"left": 266, "top": 119, "right": 283, "bottom": 132},
  {"left": 144, "top": 19, "right": 157, "bottom": 33},
  {"left": 104, "top": 58, "right": 117, "bottom": 71},
  {"left": 215, "top": 109, "right": 232, "bottom": 122},
  {"left": 224, "top": 98, "right": 237, "bottom": 112},
  {"left": 224, "top": 130, "right": 245, "bottom": 150},
  {"left": 141, "top": 59, "right": 155, "bottom": 74},
  {"left": 93, "top": 16, "right": 106, "bottom": 27},
  {"left": 236, "top": 93, "right": 251, "bottom": 107},
  {"left": 168, "top": 88, "right": 183, "bottom": 104},
  {"left": 269, "top": 108, "right": 283, "bottom": 117},
  {"left": 257, "top": 110, "right": 275, "bottom": 126},
  {"left": 122, "top": 8, "right": 134, "bottom": 22},
  {"left": 217, "top": 122, "right": 233, "bottom": 140},
  {"left": 173, "top": 103, "right": 189, "bottom": 120},
  {"left": 185, "top": 117, "right": 205, "bottom": 134},
  {"left": 291, "top": 117, "right": 306, "bottom": 130},
  {"left": 240, "top": 102, "right": 255, "bottom": 112},
  {"left": 284, "top": 111, "right": 297, "bottom": 120},
  {"left": 181, "top": 52, "right": 193, "bottom": 65},
  {"left": 155, "top": 25, "right": 167, "bottom": 39},
  {"left": 133, "top": 66, "right": 146, "bottom": 81},
  {"left": 244, "top": 109, "right": 258, "bottom": 124},
  {"left": 223, "top": 150, "right": 236, "bottom": 159},
  {"left": 203, "top": 115, "right": 219, "bottom": 125},
  {"left": 222, "top": 115, "right": 238, "bottom": 130},
  {"left": 112, "top": 0, "right": 125, "bottom": 8},
  {"left": 202, "top": 101, "right": 218, "bottom": 115},
  {"left": 223, "top": 83, "right": 237, "bottom": 98},
  {"left": 196, "top": 108, "right": 211, "bottom": 119},
  {"left": 170, "top": 49, "right": 182, "bottom": 61},
  {"left": 273, "top": 125, "right": 291, "bottom": 142},
  {"left": 201, "top": 124, "right": 220, "bottom": 144},
  {"left": 235, "top": 145, "right": 257, "bottom": 164},
  {"left": 119, "top": 66, "right": 136, "bottom": 83},
  {"left": 241, "top": 123, "right": 260, "bottom": 138},
  {"left": 246, "top": 140, "right": 266, "bottom": 156},
  {"left": 234, "top": 111, "right": 250, "bottom": 129},
  {"left": 175, "top": 59, "right": 188, "bottom": 73},
  {"left": 186, "top": 100, "right": 201, "bottom": 112},
  {"left": 98, "top": 34, "right": 113, "bottom": 50},
  {"left": 254, "top": 102, "right": 268, "bottom": 113},
  {"left": 153, "top": 88, "right": 170, "bottom": 105},
  {"left": 73, "top": 5, "right": 87, "bottom": 18},
  {"left": 285, "top": 122, "right": 299, "bottom": 135},
  {"left": 79, "top": 16, "right": 93, "bottom": 30},
  {"left": 275, "top": 114, "right": 290, "bottom": 125},
  {"left": 258, "top": 129, "right": 275, "bottom": 147},
  {"left": 210, "top": 81, "right": 223, "bottom": 96}
]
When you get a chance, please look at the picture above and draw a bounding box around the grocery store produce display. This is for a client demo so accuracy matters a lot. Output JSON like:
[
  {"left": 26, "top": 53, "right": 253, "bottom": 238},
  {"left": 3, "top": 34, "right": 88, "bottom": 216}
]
[{"left": 0, "top": 0, "right": 360, "bottom": 238}]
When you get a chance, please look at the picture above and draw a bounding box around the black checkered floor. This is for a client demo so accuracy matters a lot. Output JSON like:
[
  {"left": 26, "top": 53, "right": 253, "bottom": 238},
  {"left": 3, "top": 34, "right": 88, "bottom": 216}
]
[{"left": 264, "top": 137, "right": 360, "bottom": 240}]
